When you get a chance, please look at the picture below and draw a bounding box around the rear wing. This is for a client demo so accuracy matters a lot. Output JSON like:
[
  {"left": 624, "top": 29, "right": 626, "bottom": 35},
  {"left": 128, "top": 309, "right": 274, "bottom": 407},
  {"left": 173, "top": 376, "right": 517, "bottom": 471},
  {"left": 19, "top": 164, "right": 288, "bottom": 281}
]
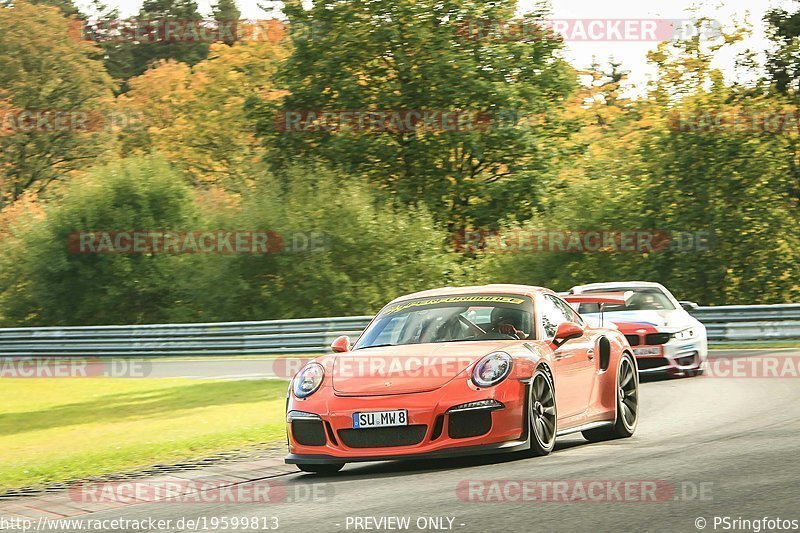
[
  {"left": 561, "top": 291, "right": 633, "bottom": 306},
  {"left": 559, "top": 291, "right": 633, "bottom": 328}
]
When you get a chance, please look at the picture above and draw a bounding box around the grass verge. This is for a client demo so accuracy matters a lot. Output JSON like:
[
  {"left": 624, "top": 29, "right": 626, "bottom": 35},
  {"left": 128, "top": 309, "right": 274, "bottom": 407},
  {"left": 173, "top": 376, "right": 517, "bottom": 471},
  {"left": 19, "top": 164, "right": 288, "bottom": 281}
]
[
  {"left": 0, "top": 378, "right": 289, "bottom": 491},
  {"left": 709, "top": 342, "right": 800, "bottom": 350}
]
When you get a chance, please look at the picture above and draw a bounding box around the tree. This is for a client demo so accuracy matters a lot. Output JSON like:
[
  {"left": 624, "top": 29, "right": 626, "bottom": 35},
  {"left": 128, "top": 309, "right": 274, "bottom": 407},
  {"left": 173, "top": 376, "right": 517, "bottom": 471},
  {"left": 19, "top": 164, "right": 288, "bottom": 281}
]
[
  {"left": 195, "top": 165, "right": 462, "bottom": 321},
  {"left": 635, "top": 34, "right": 800, "bottom": 304},
  {"left": 211, "top": 0, "right": 240, "bottom": 46},
  {"left": 118, "top": 38, "right": 288, "bottom": 189},
  {"left": 763, "top": 4, "right": 800, "bottom": 206},
  {"left": 0, "top": 157, "right": 200, "bottom": 326},
  {"left": 97, "top": 0, "right": 210, "bottom": 84},
  {"left": 1, "top": 0, "right": 80, "bottom": 16},
  {"left": 256, "top": 0, "right": 575, "bottom": 233},
  {"left": 0, "top": 1, "right": 115, "bottom": 208},
  {"left": 765, "top": 3, "right": 800, "bottom": 95},
  {"left": 476, "top": 21, "right": 800, "bottom": 305}
]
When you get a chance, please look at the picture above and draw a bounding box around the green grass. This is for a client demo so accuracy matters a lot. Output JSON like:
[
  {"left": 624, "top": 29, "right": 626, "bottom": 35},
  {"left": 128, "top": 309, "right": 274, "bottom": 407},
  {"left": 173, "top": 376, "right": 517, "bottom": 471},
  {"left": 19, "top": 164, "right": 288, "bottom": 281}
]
[
  {"left": 150, "top": 353, "right": 324, "bottom": 361},
  {"left": 0, "top": 378, "right": 289, "bottom": 491},
  {"left": 23, "top": 354, "right": 323, "bottom": 363},
  {"left": 710, "top": 341, "right": 800, "bottom": 349}
]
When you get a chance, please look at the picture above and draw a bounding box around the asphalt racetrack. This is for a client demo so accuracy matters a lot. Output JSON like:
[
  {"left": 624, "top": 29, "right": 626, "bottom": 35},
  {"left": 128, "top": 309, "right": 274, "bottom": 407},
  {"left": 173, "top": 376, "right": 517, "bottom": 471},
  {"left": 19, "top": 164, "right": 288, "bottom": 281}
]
[{"left": 66, "top": 350, "right": 800, "bottom": 532}]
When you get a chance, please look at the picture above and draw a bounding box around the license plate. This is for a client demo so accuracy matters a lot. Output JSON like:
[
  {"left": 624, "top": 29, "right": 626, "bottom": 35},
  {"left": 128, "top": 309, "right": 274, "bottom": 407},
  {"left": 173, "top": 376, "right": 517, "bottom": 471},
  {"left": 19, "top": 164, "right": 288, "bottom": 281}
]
[
  {"left": 633, "top": 347, "right": 663, "bottom": 356},
  {"left": 352, "top": 409, "right": 408, "bottom": 429}
]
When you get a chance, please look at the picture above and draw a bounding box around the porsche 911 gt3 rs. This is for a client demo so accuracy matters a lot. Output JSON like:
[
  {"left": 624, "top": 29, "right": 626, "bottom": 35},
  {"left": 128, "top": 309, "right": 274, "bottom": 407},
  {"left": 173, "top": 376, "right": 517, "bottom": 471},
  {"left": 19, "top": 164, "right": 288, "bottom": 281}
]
[{"left": 285, "top": 284, "right": 639, "bottom": 474}]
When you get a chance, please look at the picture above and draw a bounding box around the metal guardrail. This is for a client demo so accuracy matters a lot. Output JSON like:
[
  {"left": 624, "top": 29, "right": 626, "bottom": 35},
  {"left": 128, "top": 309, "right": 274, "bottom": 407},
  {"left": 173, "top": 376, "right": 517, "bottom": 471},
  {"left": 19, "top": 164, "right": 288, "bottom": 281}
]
[
  {"left": 0, "top": 317, "right": 373, "bottom": 356},
  {"left": 0, "top": 304, "right": 798, "bottom": 357},
  {"left": 690, "top": 304, "right": 800, "bottom": 343}
]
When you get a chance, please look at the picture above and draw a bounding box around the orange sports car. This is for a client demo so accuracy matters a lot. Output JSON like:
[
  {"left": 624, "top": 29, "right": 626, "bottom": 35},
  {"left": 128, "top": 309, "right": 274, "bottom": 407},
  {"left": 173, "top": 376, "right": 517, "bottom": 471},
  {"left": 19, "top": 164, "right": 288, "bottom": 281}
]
[{"left": 285, "top": 284, "right": 639, "bottom": 474}]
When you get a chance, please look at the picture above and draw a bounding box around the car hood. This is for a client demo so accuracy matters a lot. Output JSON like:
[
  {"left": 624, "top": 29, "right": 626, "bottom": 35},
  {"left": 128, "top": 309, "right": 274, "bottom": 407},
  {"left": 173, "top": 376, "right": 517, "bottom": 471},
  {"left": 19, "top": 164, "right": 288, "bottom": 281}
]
[
  {"left": 332, "top": 341, "right": 510, "bottom": 396},
  {"left": 589, "top": 310, "right": 690, "bottom": 329}
]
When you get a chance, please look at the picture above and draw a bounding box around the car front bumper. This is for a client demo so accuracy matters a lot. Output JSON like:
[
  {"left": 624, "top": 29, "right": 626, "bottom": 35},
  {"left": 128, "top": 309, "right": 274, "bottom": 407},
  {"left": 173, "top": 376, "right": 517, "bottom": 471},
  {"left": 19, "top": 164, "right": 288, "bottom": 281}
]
[
  {"left": 633, "top": 338, "right": 708, "bottom": 374},
  {"left": 285, "top": 378, "right": 529, "bottom": 464},
  {"left": 286, "top": 438, "right": 530, "bottom": 465}
]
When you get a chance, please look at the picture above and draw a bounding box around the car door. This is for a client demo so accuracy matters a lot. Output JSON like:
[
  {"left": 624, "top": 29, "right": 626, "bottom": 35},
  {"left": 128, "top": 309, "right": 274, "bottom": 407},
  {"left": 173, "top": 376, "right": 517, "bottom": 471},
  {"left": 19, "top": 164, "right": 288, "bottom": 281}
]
[{"left": 537, "top": 294, "right": 596, "bottom": 418}]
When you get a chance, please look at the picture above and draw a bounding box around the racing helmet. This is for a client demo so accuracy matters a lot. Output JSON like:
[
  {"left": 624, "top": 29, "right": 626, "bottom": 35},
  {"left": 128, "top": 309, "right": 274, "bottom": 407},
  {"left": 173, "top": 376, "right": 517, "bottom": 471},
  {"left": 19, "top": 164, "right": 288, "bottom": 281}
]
[{"left": 490, "top": 307, "right": 530, "bottom": 334}]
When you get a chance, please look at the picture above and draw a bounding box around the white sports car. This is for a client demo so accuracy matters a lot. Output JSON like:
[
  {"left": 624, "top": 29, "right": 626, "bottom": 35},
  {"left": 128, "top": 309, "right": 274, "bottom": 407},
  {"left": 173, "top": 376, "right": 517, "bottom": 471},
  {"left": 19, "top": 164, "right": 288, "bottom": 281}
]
[{"left": 566, "top": 281, "right": 707, "bottom": 376}]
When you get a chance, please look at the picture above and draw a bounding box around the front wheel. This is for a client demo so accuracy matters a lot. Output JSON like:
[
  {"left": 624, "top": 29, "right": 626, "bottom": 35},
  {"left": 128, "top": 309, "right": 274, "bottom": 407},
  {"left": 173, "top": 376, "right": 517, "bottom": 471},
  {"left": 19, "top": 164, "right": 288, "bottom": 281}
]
[
  {"left": 528, "top": 369, "right": 557, "bottom": 456},
  {"left": 583, "top": 354, "right": 638, "bottom": 442},
  {"left": 296, "top": 463, "right": 344, "bottom": 474}
]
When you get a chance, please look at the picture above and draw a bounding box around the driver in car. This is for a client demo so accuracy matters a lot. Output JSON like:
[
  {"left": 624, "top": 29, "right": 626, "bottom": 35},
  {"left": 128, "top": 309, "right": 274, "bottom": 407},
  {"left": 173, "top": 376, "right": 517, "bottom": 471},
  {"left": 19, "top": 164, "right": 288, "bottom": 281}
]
[
  {"left": 490, "top": 307, "right": 531, "bottom": 339},
  {"left": 629, "top": 293, "right": 666, "bottom": 310}
]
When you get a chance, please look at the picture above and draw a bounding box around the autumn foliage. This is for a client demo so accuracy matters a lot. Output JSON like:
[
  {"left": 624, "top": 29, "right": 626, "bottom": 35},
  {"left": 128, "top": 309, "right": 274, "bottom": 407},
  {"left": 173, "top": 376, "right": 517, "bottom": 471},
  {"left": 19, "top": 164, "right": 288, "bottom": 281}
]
[{"left": 0, "top": 1, "right": 798, "bottom": 325}]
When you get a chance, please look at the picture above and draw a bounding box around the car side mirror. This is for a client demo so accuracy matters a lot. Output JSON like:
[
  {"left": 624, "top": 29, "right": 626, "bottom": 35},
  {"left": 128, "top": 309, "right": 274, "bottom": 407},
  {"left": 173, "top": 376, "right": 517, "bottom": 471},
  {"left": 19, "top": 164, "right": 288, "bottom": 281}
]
[
  {"left": 552, "top": 322, "right": 584, "bottom": 347},
  {"left": 679, "top": 301, "right": 699, "bottom": 312},
  {"left": 330, "top": 335, "right": 352, "bottom": 353}
]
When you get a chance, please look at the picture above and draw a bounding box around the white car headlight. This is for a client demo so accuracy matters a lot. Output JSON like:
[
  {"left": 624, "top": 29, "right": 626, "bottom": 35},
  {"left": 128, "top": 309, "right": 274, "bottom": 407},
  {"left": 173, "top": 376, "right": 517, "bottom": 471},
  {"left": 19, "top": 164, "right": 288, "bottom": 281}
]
[
  {"left": 673, "top": 328, "right": 696, "bottom": 341},
  {"left": 472, "top": 352, "right": 512, "bottom": 388},
  {"left": 293, "top": 362, "right": 325, "bottom": 398}
]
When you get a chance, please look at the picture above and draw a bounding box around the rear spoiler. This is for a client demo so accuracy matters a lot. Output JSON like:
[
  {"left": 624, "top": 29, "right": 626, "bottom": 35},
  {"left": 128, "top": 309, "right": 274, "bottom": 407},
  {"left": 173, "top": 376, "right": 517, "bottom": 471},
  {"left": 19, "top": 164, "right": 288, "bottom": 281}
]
[
  {"left": 560, "top": 291, "right": 633, "bottom": 328},
  {"left": 561, "top": 291, "right": 633, "bottom": 306}
]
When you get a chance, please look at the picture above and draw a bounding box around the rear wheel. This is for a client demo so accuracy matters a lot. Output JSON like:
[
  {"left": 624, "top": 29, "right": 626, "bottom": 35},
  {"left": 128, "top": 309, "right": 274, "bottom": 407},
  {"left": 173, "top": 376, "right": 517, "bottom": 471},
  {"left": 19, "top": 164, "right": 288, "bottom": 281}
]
[
  {"left": 583, "top": 354, "right": 638, "bottom": 442},
  {"left": 296, "top": 463, "right": 344, "bottom": 474},
  {"left": 528, "top": 369, "right": 557, "bottom": 456}
]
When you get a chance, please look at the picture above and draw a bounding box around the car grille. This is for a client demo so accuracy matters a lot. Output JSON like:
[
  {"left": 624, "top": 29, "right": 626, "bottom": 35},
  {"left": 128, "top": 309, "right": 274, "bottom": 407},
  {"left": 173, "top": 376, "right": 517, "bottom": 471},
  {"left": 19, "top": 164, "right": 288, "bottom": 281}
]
[
  {"left": 624, "top": 334, "right": 641, "bottom": 346},
  {"left": 636, "top": 357, "right": 669, "bottom": 371},
  {"left": 645, "top": 333, "right": 672, "bottom": 345},
  {"left": 292, "top": 420, "right": 327, "bottom": 446},
  {"left": 338, "top": 425, "right": 427, "bottom": 448}
]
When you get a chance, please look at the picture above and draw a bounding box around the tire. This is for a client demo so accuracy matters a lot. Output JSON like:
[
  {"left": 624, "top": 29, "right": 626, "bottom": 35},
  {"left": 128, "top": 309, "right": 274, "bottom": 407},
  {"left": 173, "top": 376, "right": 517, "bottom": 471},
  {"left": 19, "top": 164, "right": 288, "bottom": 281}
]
[
  {"left": 583, "top": 354, "right": 639, "bottom": 442},
  {"left": 528, "top": 368, "right": 557, "bottom": 456},
  {"left": 296, "top": 463, "right": 344, "bottom": 474}
]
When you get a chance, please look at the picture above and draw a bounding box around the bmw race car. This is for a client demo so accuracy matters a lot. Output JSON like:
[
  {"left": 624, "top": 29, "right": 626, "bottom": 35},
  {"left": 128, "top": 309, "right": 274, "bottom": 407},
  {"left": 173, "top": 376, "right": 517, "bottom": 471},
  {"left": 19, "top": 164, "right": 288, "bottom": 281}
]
[
  {"left": 567, "top": 281, "right": 707, "bottom": 376},
  {"left": 285, "top": 284, "right": 639, "bottom": 474}
]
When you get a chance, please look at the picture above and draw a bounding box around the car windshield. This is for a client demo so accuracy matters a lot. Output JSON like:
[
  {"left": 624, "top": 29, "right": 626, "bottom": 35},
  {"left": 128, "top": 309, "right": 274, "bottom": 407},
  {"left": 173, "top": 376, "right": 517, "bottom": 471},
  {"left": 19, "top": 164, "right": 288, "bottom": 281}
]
[
  {"left": 578, "top": 287, "right": 676, "bottom": 314},
  {"left": 354, "top": 294, "right": 534, "bottom": 349}
]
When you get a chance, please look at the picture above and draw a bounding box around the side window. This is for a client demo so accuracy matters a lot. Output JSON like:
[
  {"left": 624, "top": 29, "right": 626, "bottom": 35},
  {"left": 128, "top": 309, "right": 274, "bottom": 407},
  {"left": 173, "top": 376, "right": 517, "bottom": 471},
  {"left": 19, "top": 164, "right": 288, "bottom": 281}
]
[
  {"left": 538, "top": 296, "right": 563, "bottom": 338},
  {"left": 539, "top": 295, "right": 579, "bottom": 338},
  {"left": 553, "top": 297, "right": 585, "bottom": 327}
]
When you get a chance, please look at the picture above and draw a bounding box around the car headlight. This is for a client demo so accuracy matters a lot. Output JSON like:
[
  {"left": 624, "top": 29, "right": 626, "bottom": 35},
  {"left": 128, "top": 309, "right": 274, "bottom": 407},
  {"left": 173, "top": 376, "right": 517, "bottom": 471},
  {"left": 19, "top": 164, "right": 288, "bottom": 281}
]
[
  {"left": 471, "top": 352, "right": 512, "bottom": 388},
  {"left": 673, "top": 328, "right": 696, "bottom": 341},
  {"left": 292, "top": 362, "right": 325, "bottom": 398}
]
